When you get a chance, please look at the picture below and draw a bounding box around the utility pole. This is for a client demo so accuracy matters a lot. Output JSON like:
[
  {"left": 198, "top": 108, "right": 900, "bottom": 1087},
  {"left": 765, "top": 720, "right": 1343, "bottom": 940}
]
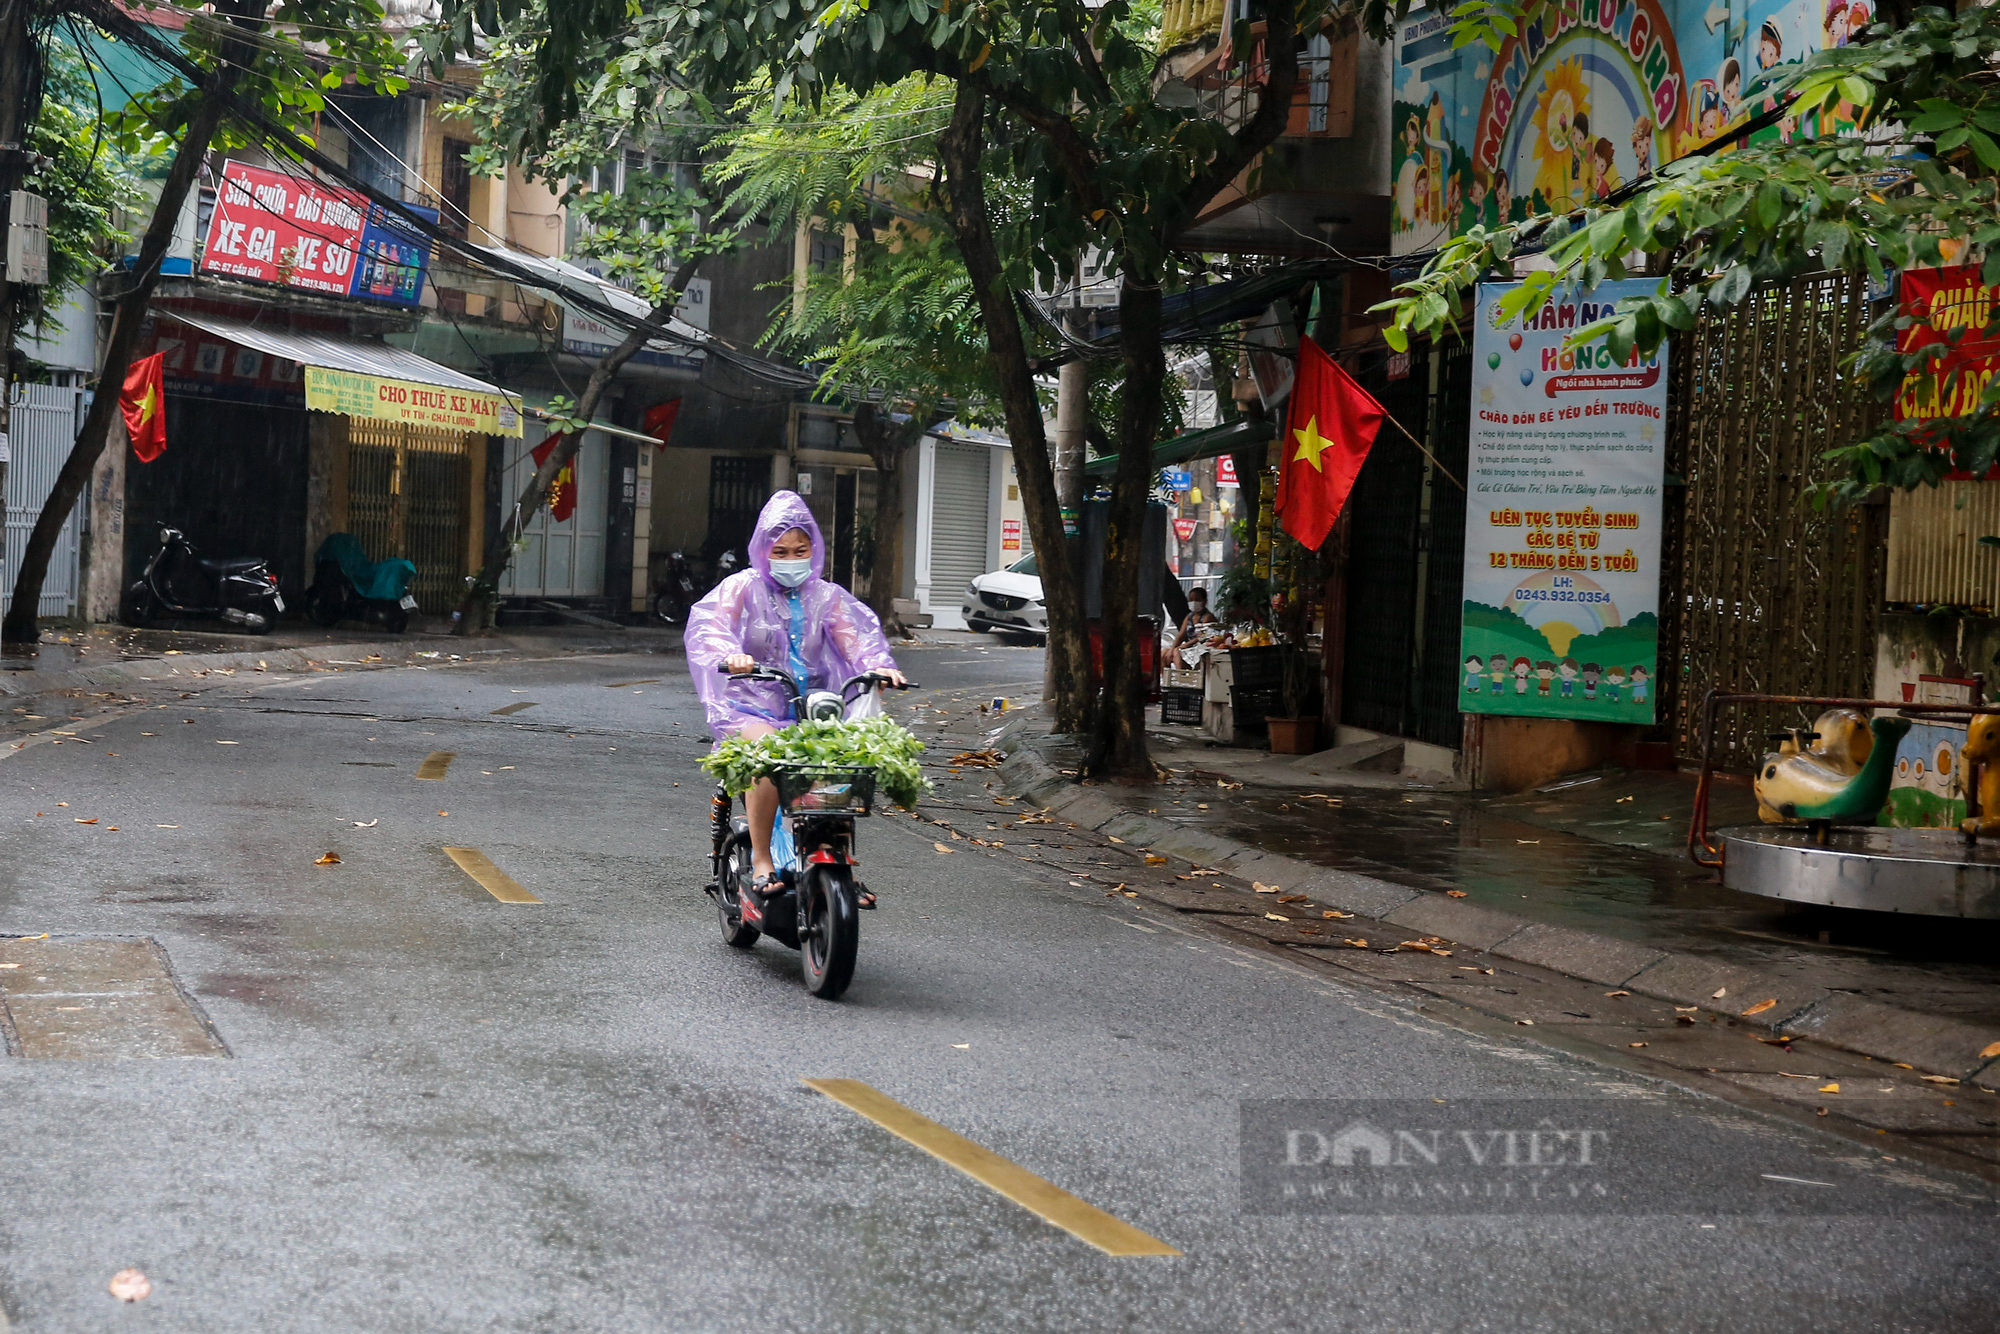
[{"left": 0, "top": 0, "right": 37, "bottom": 619}]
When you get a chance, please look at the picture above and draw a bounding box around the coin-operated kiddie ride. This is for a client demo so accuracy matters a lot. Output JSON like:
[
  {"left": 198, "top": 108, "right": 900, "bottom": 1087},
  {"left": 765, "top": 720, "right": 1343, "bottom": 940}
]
[{"left": 1689, "top": 692, "right": 2000, "bottom": 919}]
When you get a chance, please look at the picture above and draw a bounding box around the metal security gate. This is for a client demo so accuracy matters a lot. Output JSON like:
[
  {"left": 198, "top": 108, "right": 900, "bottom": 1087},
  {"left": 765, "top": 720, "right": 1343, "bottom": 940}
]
[
  {"left": 925, "top": 440, "right": 992, "bottom": 626},
  {"left": 1340, "top": 342, "right": 1472, "bottom": 749},
  {"left": 347, "top": 419, "right": 470, "bottom": 611},
  {"left": 1660, "top": 271, "right": 1887, "bottom": 768},
  {"left": 4, "top": 384, "right": 84, "bottom": 618},
  {"left": 498, "top": 425, "right": 607, "bottom": 600}
]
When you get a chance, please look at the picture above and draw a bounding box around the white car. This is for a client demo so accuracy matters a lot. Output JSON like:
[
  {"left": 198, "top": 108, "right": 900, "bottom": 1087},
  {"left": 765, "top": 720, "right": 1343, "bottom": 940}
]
[{"left": 962, "top": 553, "right": 1046, "bottom": 637}]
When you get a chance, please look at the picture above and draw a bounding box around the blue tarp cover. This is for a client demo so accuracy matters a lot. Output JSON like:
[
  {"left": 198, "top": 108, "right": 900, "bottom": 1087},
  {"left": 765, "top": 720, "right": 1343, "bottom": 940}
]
[{"left": 316, "top": 533, "right": 416, "bottom": 602}]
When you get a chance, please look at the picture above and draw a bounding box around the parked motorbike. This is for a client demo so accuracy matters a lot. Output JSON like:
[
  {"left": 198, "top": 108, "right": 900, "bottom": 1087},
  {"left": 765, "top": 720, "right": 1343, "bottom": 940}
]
[
  {"left": 121, "top": 526, "right": 283, "bottom": 634},
  {"left": 305, "top": 532, "right": 419, "bottom": 634},
  {"left": 705, "top": 664, "right": 916, "bottom": 1000},
  {"left": 652, "top": 547, "right": 741, "bottom": 625}
]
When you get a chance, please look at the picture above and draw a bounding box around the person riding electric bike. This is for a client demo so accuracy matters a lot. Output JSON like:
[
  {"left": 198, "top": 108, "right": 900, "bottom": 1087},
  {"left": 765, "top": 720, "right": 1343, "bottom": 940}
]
[{"left": 685, "top": 491, "right": 905, "bottom": 922}]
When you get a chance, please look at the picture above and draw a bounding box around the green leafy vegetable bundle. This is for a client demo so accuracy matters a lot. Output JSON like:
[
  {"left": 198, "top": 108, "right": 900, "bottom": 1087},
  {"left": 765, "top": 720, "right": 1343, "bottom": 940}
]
[{"left": 700, "top": 717, "right": 931, "bottom": 809}]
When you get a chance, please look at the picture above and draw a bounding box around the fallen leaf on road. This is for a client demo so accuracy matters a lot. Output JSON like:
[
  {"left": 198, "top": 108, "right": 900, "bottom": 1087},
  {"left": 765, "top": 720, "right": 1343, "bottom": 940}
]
[
  {"left": 951, "top": 1043, "right": 970, "bottom": 1049},
  {"left": 1516, "top": 839, "right": 1540, "bottom": 845},
  {"left": 216, "top": 740, "right": 239, "bottom": 745},
  {"left": 1446, "top": 890, "right": 1469, "bottom": 898},
  {"left": 1297, "top": 926, "right": 1321, "bottom": 935},
  {"left": 351, "top": 819, "right": 379, "bottom": 828},
  {"left": 108, "top": 1269, "right": 151, "bottom": 1302},
  {"left": 1818, "top": 1082, "right": 1840, "bottom": 1094},
  {"left": 1676, "top": 1015, "right": 1697, "bottom": 1026},
  {"left": 1711, "top": 987, "right": 1728, "bottom": 999},
  {"left": 1981, "top": 1042, "right": 2000, "bottom": 1060},
  {"left": 74, "top": 818, "right": 97, "bottom": 825},
  {"left": 1605, "top": 990, "right": 1631, "bottom": 997},
  {"left": 1399, "top": 938, "right": 1452, "bottom": 956},
  {"left": 1516, "top": 1019, "right": 1534, "bottom": 1026},
  {"left": 107, "top": 827, "right": 119, "bottom": 832},
  {"left": 1892, "top": 1063, "right": 1914, "bottom": 1069},
  {"left": 1674, "top": 1005, "right": 1698, "bottom": 1012},
  {"left": 1123, "top": 891, "right": 1137, "bottom": 898},
  {"left": 16, "top": 934, "right": 46, "bottom": 940},
  {"left": 1252, "top": 882, "right": 1281, "bottom": 894},
  {"left": 438, "top": 811, "right": 449, "bottom": 817},
  {"left": 1616, "top": 795, "right": 1635, "bottom": 803},
  {"left": 1778, "top": 1072, "right": 1814, "bottom": 1079},
  {"left": 1144, "top": 854, "right": 1168, "bottom": 865},
  {"left": 1265, "top": 913, "right": 1290, "bottom": 922},
  {"left": 1277, "top": 894, "right": 1308, "bottom": 903},
  {"left": 1816, "top": 1107, "right": 1828, "bottom": 1116},
  {"left": 1921, "top": 1075, "right": 1961, "bottom": 1085},
  {"left": 1741, "top": 999, "right": 1778, "bottom": 1016},
  {"left": 56, "top": 802, "right": 67, "bottom": 807},
  {"left": 315, "top": 852, "right": 341, "bottom": 866},
  {"left": 0, "top": 963, "right": 16, "bottom": 969},
  {"left": 1322, "top": 910, "right": 1352, "bottom": 919},
  {"left": 933, "top": 842, "right": 955, "bottom": 855},
  {"left": 1628, "top": 1041, "right": 1648, "bottom": 1048},
  {"left": 1107, "top": 836, "right": 1125, "bottom": 844},
  {"left": 157, "top": 824, "right": 178, "bottom": 829},
  {"left": 1342, "top": 938, "right": 1369, "bottom": 948}
]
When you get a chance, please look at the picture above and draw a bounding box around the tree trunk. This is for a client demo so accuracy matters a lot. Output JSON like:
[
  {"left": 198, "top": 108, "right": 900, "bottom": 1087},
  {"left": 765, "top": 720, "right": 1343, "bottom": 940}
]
[
  {"left": 0, "top": 0, "right": 34, "bottom": 607},
  {"left": 936, "top": 83, "right": 1093, "bottom": 734},
  {"left": 1, "top": 2, "right": 265, "bottom": 645},
  {"left": 850, "top": 400, "right": 916, "bottom": 638},
  {"left": 1087, "top": 276, "right": 1166, "bottom": 779},
  {"left": 455, "top": 262, "right": 702, "bottom": 633}
]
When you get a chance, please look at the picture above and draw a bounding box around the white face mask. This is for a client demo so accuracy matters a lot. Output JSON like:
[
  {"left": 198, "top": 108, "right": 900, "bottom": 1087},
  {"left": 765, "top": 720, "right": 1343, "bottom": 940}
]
[{"left": 768, "top": 557, "right": 812, "bottom": 588}]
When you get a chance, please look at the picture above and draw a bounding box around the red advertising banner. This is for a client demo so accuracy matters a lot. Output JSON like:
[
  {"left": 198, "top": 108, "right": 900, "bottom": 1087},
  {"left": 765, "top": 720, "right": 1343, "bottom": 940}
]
[
  {"left": 1173, "top": 517, "right": 1198, "bottom": 542},
  {"left": 201, "top": 161, "right": 366, "bottom": 296},
  {"left": 1896, "top": 265, "right": 2000, "bottom": 429},
  {"left": 1001, "top": 518, "right": 1022, "bottom": 551},
  {"left": 1216, "top": 455, "right": 1240, "bottom": 488}
]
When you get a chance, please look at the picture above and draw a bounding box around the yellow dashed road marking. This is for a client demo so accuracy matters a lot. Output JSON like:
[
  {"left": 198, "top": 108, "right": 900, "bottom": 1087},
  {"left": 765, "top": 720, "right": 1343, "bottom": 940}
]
[
  {"left": 416, "top": 751, "right": 456, "bottom": 780},
  {"left": 443, "top": 847, "right": 541, "bottom": 903},
  {"left": 802, "top": 1078, "right": 1179, "bottom": 1257}
]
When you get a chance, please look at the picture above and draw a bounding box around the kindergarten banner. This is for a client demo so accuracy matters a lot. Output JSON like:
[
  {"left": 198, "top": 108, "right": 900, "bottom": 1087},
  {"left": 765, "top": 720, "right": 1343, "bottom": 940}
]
[{"left": 1458, "top": 279, "right": 1667, "bottom": 722}]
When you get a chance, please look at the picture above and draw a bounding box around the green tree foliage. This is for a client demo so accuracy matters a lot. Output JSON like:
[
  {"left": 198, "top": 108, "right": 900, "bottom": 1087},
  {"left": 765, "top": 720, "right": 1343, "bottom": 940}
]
[
  {"left": 1370, "top": 6, "right": 2000, "bottom": 504},
  {"left": 15, "top": 38, "right": 141, "bottom": 348}
]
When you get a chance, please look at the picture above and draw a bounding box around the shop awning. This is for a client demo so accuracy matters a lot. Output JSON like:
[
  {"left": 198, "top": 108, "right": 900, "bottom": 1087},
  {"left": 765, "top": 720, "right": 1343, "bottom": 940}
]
[
  {"left": 158, "top": 309, "right": 524, "bottom": 437},
  {"left": 1081, "top": 417, "right": 1274, "bottom": 478}
]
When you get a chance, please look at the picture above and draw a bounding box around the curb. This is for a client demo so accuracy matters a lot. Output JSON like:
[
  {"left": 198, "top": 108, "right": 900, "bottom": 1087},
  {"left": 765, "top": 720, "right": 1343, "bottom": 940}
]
[
  {"left": 994, "top": 733, "right": 2000, "bottom": 1090},
  {"left": 0, "top": 632, "right": 667, "bottom": 699}
]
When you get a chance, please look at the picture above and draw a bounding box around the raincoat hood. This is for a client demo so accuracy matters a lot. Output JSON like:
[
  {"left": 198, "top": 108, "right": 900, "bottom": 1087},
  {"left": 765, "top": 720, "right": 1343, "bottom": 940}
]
[{"left": 748, "top": 490, "right": 824, "bottom": 586}]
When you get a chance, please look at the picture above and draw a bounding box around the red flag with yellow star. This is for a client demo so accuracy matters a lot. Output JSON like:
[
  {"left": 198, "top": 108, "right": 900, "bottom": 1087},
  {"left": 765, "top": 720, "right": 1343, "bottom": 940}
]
[
  {"left": 1274, "top": 335, "right": 1384, "bottom": 550},
  {"left": 121, "top": 352, "right": 168, "bottom": 463},
  {"left": 530, "top": 433, "right": 578, "bottom": 522}
]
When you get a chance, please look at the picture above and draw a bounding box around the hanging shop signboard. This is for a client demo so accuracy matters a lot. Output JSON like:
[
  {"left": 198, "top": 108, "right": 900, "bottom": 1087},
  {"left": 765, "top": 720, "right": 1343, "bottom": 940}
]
[
  {"left": 1458, "top": 278, "right": 1666, "bottom": 722},
  {"left": 1895, "top": 265, "right": 1999, "bottom": 434},
  {"left": 304, "top": 367, "right": 523, "bottom": 436},
  {"left": 200, "top": 161, "right": 435, "bottom": 306}
]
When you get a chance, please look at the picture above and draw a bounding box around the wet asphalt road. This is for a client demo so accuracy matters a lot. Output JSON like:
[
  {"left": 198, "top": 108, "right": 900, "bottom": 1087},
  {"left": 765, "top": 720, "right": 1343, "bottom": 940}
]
[{"left": 0, "top": 640, "right": 1994, "bottom": 1332}]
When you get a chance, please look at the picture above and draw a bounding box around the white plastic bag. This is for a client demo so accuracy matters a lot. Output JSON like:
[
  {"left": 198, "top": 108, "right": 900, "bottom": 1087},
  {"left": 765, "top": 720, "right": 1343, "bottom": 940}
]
[{"left": 845, "top": 685, "right": 885, "bottom": 720}]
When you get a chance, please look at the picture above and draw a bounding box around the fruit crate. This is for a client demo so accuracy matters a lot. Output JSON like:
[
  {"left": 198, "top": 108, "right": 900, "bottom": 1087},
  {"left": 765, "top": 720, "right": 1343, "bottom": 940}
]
[{"left": 1160, "top": 687, "right": 1203, "bottom": 726}]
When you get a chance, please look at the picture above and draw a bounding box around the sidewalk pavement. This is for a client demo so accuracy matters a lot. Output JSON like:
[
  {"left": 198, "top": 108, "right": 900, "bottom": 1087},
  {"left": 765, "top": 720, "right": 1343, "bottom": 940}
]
[{"left": 990, "top": 720, "right": 2000, "bottom": 1172}]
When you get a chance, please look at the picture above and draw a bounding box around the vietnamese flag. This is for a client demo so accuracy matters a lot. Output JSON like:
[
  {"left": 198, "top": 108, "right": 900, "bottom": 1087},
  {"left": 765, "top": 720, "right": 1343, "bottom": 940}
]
[
  {"left": 643, "top": 397, "right": 683, "bottom": 449},
  {"left": 1273, "top": 336, "right": 1385, "bottom": 550},
  {"left": 121, "top": 353, "right": 168, "bottom": 463},
  {"left": 530, "top": 434, "right": 578, "bottom": 523}
]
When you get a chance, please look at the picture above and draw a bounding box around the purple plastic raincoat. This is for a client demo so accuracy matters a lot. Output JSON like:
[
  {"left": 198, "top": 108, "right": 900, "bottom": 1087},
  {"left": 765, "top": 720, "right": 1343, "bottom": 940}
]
[{"left": 685, "top": 490, "right": 900, "bottom": 741}]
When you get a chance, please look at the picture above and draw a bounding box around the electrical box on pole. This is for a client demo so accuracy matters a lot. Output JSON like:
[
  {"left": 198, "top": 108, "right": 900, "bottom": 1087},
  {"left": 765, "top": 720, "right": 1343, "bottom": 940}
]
[{"left": 5, "top": 189, "right": 47, "bottom": 286}]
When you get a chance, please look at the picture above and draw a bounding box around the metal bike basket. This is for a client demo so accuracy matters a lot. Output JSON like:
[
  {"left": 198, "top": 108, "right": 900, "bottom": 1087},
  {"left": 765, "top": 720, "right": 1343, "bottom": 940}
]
[{"left": 772, "top": 765, "right": 877, "bottom": 815}]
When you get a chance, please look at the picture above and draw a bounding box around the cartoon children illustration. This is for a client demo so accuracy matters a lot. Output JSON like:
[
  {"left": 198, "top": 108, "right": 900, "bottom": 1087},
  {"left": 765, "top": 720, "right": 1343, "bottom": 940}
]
[
  {"left": 1558, "top": 658, "right": 1579, "bottom": 697},
  {"left": 1444, "top": 173, "right": 1463, "bottom": 234},
  {"left": 1630, "top": 665, "right": 1650, "bottom": 706},
  {"left": 1534, "top": 661, "right": 1556, "bottom": 697},
  {"left": 1466, "top": 171, "right": 1489, "bottom": 231},
  {"left": 1512, "top": 656, "right": 1533, "bottom": 695},
  {"left": 1720, "top": 57, "right": 1742, "bottom": 122},
  {"left": 1758, "top": 19, "right": 1783, "bottom": 70},
  {"left": 1605, "top": 666, "right": 1627, "bottom": 703},
  {"left": 1493, "top": 169, "right": 1512, "bottom": 226},
  {"left": 1465, "top": 654, "right": 1486, "bottom": 694},
  {"left": 1630, "top": 116, "right": 1654, "bottom": 177},
  {"left": 1394, "top": 114, "right": 1424, "bottom": 231},
  {"left": 1591, "top": 138, "right": 1618, "bottom": 200},
  {"left": 1567, "top": 111, "right": 1591, "bottom": 206},
  {"left": 1488, "top": 653, "right": 1509, "bottom": 693},
  {"left": 1582, "top": 662, "right": 1602, "bottom": 701},
  {"left": 1415, "top": 165, "right": 1433, "bottom": 226}
]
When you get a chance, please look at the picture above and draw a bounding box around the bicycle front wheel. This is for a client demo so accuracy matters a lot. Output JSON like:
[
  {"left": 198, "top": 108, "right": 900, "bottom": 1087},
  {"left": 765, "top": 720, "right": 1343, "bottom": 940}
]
[{"left": 799, "top": 865, "right": 858, "bottom": 1000}]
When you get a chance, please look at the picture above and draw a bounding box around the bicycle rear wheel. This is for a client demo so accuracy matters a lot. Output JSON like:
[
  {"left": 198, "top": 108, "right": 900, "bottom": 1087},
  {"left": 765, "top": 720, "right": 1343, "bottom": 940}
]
[
  {"left": 800, "top": 866, "right": 858, "bottom": 999},
  {"left": 717, "top": 833, "right": 761, "bottom": 949}
]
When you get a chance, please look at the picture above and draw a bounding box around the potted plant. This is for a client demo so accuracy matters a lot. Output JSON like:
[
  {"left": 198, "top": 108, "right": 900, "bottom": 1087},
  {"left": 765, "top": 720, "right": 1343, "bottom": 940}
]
[{"left": 1265, "top": 644, "right": 1320, "bottom": 754}]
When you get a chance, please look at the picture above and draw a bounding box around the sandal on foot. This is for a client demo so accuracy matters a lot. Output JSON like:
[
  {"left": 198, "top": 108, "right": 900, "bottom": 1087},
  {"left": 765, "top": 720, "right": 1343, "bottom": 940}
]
[{"left": 855, "top": 885, "right": 877, "bottom": 910}]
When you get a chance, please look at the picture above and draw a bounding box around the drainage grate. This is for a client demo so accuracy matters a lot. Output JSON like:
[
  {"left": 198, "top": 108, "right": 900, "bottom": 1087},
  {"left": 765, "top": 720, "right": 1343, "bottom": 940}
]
[{"left": 0, "top": 937, "right": 228, "bottom": 1059}]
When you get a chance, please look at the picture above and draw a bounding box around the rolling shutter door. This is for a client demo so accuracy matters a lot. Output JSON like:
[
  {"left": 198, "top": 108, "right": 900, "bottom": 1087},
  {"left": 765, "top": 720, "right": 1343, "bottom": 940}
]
[{"left": 929, "top": 442, "right": 991, "bottom": 603}]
